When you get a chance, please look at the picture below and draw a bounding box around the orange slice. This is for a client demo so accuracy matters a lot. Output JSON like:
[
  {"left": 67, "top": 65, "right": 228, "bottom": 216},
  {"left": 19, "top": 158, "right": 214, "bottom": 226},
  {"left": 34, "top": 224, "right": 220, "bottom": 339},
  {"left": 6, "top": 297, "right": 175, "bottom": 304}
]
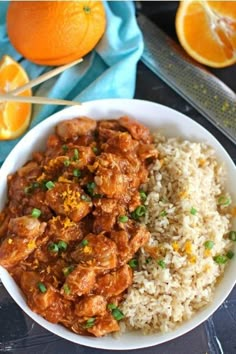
[
  {"left": 175, "top": 0, "right": 236, "bottom": 68},
  {"left": 0, "top": 55, "right": 32, "bottom": 140}
]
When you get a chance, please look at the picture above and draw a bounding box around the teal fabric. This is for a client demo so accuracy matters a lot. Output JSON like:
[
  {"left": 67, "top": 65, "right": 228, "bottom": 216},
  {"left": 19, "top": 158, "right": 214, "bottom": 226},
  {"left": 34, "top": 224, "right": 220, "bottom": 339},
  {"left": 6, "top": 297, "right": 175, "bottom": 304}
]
[{"left": 0, "top": 1, "right": 143, "bottom": 164}]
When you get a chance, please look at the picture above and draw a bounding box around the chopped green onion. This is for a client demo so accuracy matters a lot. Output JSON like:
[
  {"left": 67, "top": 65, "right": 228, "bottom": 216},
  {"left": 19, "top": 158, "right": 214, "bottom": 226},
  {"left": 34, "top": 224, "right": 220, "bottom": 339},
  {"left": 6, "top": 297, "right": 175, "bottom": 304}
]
[
  {"left": 217, "top": 195, "right": 231, "bottom": 206},
  {"left": 118, "top": 215, "right": 128, "bottom": 223},
  {"left": 63, "top": 284, "right": 71, "bottom": 295},
  {"left": 157, "top": 260, "right": 166, "bottom": 269},
  {"left": 81, "top": 194, "right": 91, "bottom": 202},
  {"left": 62, "top": 145, "right": 68, "bottom": 152},
  {"left": 86, "top": 182, "right": 96, "bottom": 196},
  {"left": 81, "top": 239, "right": 88, "bottom": 247},
  {"left": 107, "top": 303, "right": 117, "bottom": 310},
  {"left": 37, "top": 282, "right": 47, "bottom": 293},
  {"left": 24, "top": 186, "right": 32, "bottom": 194},
  {"left": 26, "top": 181, "right": 40, "bottom": 193},
  {"left": 159, "top": 210, "right": 167, "bottom": 217},
  {"left": 62, "top": 265, "right": 74, "bottom": 276},
  {"left": 139, "top": 190, "right": 147, "bottom": 202},
  {"left": 190, "top": 207, "right": 197, "bottom": 215},
  {"left": 31, "top": 208, "right": 41, "bottom": 218},
  {"left": 107, "top": 304, "right": 125, "bottom": 321},
  {"left": 226, "top": 250, "right": 234, "bottom": 259},
  {"left": 73, "top": 169, "right": 81, "bottom": 177},
  {"left": 48, "top": 242, "right": 59, "bottom": 253},
  {"left": 64, "top": 159, "right": 70, "bottom": 167},
  {"left": 45, "top": 181, "right": 55, "bottom": 190},
  {"left": 92, "top": 146, "right": 98, "bottom": 154},
  {"left": 83, "top": 318, "right": 95, "bottom": 328},
  {"left": 111, "top": 308, "right": 124, "bottom": 321},
  {"left": 128, "top": 259, "right": 138, "bottom": 269},
  {"left": 229, "top": 231, "right": 236, "bottom": 241},
  {"left": 204, "top": 240, "right": 214, "bottom": 250},
  {"left": 131, "top": 205, "right": 147, "bottom": 220},
  {"left": 213, "top": 255, "right": 228, "bottom": 265},
  {"left": 73, "top": 148, "right": 79, "bottom": 161},
  {"left": 57, "top": 240, "right": 68, "bottom": 251}
]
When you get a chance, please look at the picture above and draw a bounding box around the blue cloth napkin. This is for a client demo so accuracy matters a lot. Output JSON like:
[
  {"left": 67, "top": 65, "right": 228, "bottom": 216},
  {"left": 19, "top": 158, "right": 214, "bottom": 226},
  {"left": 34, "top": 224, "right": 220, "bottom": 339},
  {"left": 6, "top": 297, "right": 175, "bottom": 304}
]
[{"left": 0, "top": 1, "right": 143, "bottom": 165}]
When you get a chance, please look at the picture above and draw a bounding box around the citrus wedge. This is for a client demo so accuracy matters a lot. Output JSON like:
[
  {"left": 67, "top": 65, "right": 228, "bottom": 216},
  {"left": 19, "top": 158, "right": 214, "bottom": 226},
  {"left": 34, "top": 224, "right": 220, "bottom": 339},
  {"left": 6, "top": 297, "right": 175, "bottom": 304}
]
[
  {"left": 175, "top": 0, "right": 236, "bottom": 68},
  {"left": 0, "top": 55, "right": 32, "bottom": 140}
]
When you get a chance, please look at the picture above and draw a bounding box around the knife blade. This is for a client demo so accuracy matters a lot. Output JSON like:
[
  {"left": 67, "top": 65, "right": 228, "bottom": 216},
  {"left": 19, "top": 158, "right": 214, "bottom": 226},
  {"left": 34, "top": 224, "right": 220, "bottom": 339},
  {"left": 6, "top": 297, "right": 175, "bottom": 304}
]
[{"left": 137, "top": 13, "right": 236, "bottom": 145}]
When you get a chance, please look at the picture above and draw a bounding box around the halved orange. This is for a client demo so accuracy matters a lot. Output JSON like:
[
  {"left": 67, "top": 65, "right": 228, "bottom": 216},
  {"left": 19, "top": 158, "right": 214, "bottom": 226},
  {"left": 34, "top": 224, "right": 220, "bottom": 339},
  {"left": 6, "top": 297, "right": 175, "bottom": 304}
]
[
  {"left": 0, "top": 55, "right": 32, "bottom": 140},
  {"left": 175, "top": 0, "right": 236, "bottom": 68}
]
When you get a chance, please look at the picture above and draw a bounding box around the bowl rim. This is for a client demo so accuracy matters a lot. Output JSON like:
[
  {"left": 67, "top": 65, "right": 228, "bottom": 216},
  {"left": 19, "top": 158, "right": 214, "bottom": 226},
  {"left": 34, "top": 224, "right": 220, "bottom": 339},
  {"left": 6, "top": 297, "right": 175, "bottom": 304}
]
[{"left": 0, "top": 98, "right": 235, "bottom": 350}]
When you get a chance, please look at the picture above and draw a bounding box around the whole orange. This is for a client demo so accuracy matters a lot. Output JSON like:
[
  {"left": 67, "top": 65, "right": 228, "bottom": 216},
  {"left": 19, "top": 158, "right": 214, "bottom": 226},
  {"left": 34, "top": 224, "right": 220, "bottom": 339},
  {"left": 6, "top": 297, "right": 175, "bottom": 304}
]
[{"left": 7, "top": 1, "right": 106, "bottom": 66}]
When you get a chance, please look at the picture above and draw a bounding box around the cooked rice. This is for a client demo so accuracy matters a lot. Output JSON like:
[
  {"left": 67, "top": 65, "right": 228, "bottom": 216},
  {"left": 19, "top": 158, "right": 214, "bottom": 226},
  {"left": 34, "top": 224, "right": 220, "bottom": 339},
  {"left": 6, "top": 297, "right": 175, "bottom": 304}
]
[{"left": 121, "top": 132, "right": 233, "bottom": 334}]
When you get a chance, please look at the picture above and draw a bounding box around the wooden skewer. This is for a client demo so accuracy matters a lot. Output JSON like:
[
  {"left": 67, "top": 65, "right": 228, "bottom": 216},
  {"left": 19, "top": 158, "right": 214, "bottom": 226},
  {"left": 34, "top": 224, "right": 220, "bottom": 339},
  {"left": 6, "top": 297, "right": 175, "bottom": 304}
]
[
  {"left": 0, "top": 93, "right": 81, "bottom": 106},
  {"left": 10, "top": 58, "right": 83, "bottom": 96}
]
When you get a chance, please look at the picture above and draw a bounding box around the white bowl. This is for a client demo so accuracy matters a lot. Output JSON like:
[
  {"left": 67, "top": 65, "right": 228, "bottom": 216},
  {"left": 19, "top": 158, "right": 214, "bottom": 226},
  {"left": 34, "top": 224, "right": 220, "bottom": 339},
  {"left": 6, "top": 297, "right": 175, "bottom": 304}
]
[{"left": 0, "top": 98, "right": 235, "bottom": 350}]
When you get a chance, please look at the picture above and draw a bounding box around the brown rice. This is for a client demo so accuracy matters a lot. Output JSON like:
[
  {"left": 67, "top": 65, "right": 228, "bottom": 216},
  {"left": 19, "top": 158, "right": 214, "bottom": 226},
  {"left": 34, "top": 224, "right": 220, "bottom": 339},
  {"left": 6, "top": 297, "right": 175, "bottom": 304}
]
[{"left": 121, "top": 132, "right": 233, "bottom": 333}]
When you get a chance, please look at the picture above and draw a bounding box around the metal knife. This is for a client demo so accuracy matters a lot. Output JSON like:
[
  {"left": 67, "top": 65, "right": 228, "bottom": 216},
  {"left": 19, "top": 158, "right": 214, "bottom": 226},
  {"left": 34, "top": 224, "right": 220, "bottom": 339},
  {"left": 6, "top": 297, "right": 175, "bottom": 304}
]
[{"left": 137, "top": 13, "right": 236, "bottom": 145}]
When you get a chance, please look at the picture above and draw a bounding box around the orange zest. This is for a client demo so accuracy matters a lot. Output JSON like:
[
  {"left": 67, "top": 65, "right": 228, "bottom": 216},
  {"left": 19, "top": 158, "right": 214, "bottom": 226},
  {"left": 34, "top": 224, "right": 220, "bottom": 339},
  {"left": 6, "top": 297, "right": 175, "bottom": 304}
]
[
  {"left": 175, "top": 0, "right": 236, "bottom": 68},
  {"left": 7, "top": 1, "right": 106, "bottom": 66},
  {"left": 0, "top": 55, "right": 32, "bottom": 140}
]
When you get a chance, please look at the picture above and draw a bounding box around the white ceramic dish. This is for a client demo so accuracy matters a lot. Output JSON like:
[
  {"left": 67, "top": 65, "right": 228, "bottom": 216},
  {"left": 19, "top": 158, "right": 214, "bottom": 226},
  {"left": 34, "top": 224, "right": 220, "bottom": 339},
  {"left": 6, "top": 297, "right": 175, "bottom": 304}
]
[{"left": 0, "top": 99, "right": 235, "bottom": 350}]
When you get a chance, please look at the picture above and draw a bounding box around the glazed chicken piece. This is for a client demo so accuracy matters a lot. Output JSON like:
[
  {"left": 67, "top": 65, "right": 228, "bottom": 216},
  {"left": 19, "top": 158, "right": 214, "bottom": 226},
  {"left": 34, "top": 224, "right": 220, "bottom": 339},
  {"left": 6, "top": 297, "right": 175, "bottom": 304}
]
[
  {"left": 75, "top": 295, "right": 107, "bottom": 318},
  {"left": 7, "top": 164, "right": 41, "bottom": 204},
  {"left": 42, "top": 297, "right": 71, "bottom": 324},
  {"left": 8, "top": 163, "right": 52, "bottom": 220},
  {"left": 71, "top": 233, "right": 118, "bottom": 271},
  {"left": 110, "top": 230, "right": 130, "bottom": 266},
  {"left": 102, "top": 131, "right": 139, "bottom": 155},
  {"left": 20, "top": 270, "right": 41, "bottom": 295},
  {"left": 93, "top": 151, "right": 151, "bottom": 198},
  {"left": 41, "top": 133, "right": 68, "bottom": 163},
  {"left": 97, "top": 120, "right": 121, "bottom": 142},
  {"left": 128, "top": 190, "right": 143, "bottom": 213},
  {"left": 45, "top": 259, "right": 68, "bottom": 284},
  {"left": 42, "top": 145, "right": 95, "bottom": 181},
  {"left": 17, "top": 161, "right": 42, "bottom": 179},
  {"left": 28, "top": 283, "right": 59, "bottom": 313},
  {"left": 32, "top": 241, "right": 57, "bottom": 264},
  {"left": 118, "top": 116, "right": 153, "bottom": 144},
  {"left": 65, "top": 145, "right": 95, "bottom": 170},
  {"left": 128, "top": 223, "right": 151, "bottom": 255},
  {"left": 22, "top": 190, "right": 53, "bottom": 221},
  {"left": 93, "top": 198, "right": 126, "bottom": 233},
  {"left": 42, "top": 155, "right": 70, "bottom": 180},
  {"left": 93, "top": 153, "right": 131, "bottom": 199},
  {"left": 110, "top": 224, "right": 150, "bottom": 266},
  {"left": 21, "top": 271, "right": 68, "bottom": 324},
  {"left": 87, "top": 312, "right": 120, "bottom": 337},
  {"left": 56, "top": 117, "right": 97, "bottom": 141},
  {"left": 138, "top": 143, "right": 158, "bottom": 162},
  {"left": 47, "top": 216, "right": 84, "bottom": 243},
  {"left": 0, "top": 216, "right": 46, "bottom": 268},
  {"left": 95, "top": 264, "right": 133, "bottom": 297},
  {"left": 45, "top": 182, "right": 92, "bottom": 222},
  {"left": 62, "top": 265, "right": 96, "bottom": 298}
]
